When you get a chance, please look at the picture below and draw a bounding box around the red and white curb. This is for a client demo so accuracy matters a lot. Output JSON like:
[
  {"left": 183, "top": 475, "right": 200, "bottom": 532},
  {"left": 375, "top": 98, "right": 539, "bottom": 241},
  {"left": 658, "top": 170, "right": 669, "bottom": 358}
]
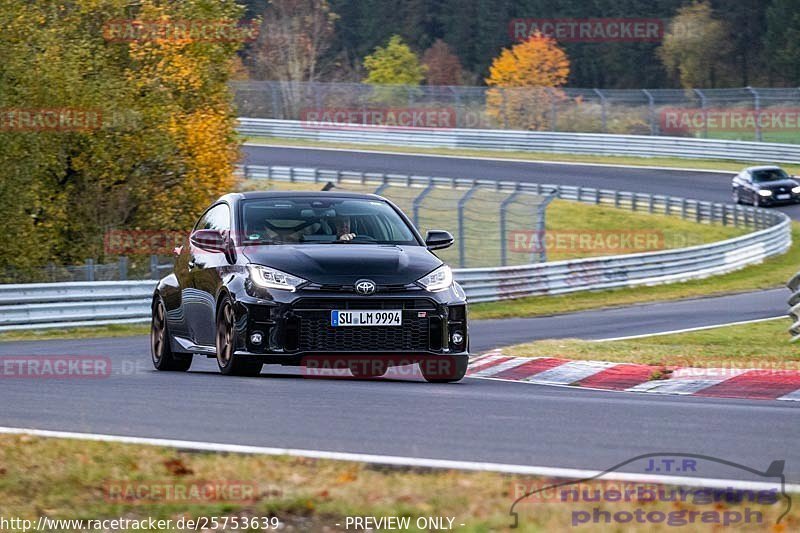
[{"left": 468, "top": 352, "right": 800, "bottom": 402}]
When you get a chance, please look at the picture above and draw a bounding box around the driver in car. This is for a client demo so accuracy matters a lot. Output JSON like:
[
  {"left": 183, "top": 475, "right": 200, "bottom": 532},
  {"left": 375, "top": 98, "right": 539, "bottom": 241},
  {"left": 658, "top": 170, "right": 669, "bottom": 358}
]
[{"left": 330, "top": 215, "right": 356, "bottom": 241}]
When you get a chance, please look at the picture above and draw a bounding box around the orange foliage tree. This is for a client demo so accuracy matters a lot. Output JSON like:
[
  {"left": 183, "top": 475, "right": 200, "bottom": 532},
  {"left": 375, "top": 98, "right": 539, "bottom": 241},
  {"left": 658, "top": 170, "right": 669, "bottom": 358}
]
[{"left": 485, "top": 34, "right": 570, "bottom": 130}]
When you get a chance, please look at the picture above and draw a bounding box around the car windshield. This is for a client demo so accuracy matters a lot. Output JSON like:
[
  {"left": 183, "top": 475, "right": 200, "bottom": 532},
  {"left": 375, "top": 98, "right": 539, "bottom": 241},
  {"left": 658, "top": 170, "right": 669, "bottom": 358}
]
[
  {"left": 752, "top": 168, "right": 790, "bottom": 182},
  {"left": 241, "top": 197, "right": 418, "bottom": 245}
]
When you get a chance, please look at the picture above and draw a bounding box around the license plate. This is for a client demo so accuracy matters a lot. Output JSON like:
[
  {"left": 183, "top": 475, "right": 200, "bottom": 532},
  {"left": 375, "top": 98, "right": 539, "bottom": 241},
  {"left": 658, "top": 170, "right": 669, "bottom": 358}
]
[
  {"left": 331, "top": 310, "right": 402, "bottom": 327},
  {"left": 777, "top": 194, "right": 790, "bottom": 200}
]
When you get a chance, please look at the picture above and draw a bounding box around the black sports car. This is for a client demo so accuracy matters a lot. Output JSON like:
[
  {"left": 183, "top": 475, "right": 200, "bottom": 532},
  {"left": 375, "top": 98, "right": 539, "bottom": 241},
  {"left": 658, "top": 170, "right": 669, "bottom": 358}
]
[
  {"left": 150, "top": 191, "right": 469, "bottom": 382},
  {"left": 732, "top": 165, "right": 800, "bottom": 206}
]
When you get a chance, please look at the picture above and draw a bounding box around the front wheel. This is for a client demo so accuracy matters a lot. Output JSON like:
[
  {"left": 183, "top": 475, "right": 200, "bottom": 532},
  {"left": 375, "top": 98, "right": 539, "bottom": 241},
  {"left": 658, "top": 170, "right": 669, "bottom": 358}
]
[
  {"left": 216, "top": 296, "right": 263, "bottom": 377},
  {"left": 419, "top": 356, "right": 469, "bottom": 383},
  {"left": 151, "top": 296, "right": 192, "bottom": 372}
]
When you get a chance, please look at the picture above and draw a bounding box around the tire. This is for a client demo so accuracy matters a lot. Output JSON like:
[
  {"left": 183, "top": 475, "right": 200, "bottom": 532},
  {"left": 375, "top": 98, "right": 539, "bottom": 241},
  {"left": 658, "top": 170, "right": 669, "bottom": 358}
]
[
  {"left": 151, "top": 296, "right": 192, "bottom": 372},
  {"left": 419, "top": 356, "right": 469, "bottom": 383},
  {"left": 216, "top": 295, "right": 263, "bottom": 377},
  {"left": 349, "top": 359, "right": 388, "bottom": 379}
]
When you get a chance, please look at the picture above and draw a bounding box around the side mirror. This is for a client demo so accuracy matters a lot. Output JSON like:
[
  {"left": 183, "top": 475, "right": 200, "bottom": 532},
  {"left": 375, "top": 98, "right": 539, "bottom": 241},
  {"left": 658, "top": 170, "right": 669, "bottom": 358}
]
[
  {"left": 425, "top": 230, "right": 454, "bottom": 251},
  {"left": 190, "top": 229, "right": 227, "bottom": 253}
]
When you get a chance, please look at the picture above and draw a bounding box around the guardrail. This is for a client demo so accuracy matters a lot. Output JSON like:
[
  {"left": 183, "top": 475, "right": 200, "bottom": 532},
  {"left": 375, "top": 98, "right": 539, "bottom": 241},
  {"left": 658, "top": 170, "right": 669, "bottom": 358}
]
[
  {"left": 0, "top": 168, "right": 790, "bottom": 329},
  {"left": 788, "top": 273, "right": 800, "bottom": 342},
  {"left": 0, "top": 281, "right": 157, "bottom": 331},
  {"left": 238, "top": 118, "right": 800, "bottom": 163}
]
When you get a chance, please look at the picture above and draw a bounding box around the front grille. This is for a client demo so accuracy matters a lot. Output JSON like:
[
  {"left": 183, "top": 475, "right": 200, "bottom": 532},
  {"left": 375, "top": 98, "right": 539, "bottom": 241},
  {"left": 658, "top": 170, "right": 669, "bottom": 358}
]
[
  {"left": 295, "top": 310, "right": 432, "bottom": 352},
  {"left": 306, "top": 283, "right": 417, "bottom": 293},
  {"left": 292, "top": 298, "right": 436, "bottom": 311}
]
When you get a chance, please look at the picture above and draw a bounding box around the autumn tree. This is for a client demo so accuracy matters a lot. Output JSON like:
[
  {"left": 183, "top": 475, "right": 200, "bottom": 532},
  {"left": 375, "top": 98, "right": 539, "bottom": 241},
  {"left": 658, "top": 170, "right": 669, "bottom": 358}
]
[
  {"left": 658, "top": 1, "right": 731, "bottom": 88},
  {"left": 484, "top": 34, "right": 569, "bottom": 131},
  {"left": 362, "top": 35, "right": 426, "bottom": 104},
  {"left": 422, "top": 39, "right": 463, "bottom": 85},
  {"left": 0, "top": 0, "right": 243, "bottom": 274},
  {"left": 363, "top": 35, "right": 426, "bottom": 85}
]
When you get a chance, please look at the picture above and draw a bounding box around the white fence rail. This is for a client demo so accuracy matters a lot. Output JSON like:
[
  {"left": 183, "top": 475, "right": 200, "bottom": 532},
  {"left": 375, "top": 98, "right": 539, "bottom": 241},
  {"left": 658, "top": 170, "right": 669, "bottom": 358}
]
[
  {"left": 238, "top": 118, "right": 800, "bottom": 163},
  {"left": 0, "top": 169, "right": 790, "bottom": 330}
]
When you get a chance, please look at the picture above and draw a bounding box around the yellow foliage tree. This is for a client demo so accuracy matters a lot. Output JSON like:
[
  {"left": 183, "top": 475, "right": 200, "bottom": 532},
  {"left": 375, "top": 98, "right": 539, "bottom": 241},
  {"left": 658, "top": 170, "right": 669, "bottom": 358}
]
[{"left": 485, "top": 34, "right": 570, "bottom": 131}]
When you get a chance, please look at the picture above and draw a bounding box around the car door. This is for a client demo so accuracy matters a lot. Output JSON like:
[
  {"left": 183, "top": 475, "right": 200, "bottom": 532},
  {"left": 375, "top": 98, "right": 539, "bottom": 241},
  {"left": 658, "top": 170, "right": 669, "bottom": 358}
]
[{"left": 187, "top": 203, "right": 232, "bottom": 347}]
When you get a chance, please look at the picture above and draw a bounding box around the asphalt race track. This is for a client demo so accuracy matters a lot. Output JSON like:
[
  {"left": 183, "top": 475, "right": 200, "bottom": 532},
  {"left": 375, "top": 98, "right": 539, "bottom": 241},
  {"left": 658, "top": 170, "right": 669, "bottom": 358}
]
[
  {"left": 1, "top": 145, "right": 797, "bottom": 487},
  {"left": 0, "top": 332, "right": 797, "bottom": 484},
  {"left": 242, "top": 143, "right": 800, "bottom": 220}
]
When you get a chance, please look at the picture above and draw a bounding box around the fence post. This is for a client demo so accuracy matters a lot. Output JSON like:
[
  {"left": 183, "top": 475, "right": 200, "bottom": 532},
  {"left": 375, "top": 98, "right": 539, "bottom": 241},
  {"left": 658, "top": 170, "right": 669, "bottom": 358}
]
[
  {"left": 457, "top": 183, "right": 479, "bottom": 268},
  {"left": 374, "top": 174, "right": 390, "bottom": 195},
  {"left": 85, "top": 258, "right": 95, "bottom": 282},
  {"left": 150, "top": 255, "right": 159, "bottom": 280},
  {"left": 118, "top": 256, "right": 128, "bottom": 281},
  {"left": 536, "top": 192, "right": 556, "bottom": 263},
  {"left": 594, "top": 89, "right": 607, "bottom": 132},
  {"left": 694, "top": 89, "right": 707, "bottom": 138},
  {"left": 412, "top": 182, "right": 436, "bottom": 228},
  {"left": 642, "top": 89, "right": 656, "bottom": 135},
  {"left": 501, "top": 88, "right": 509, "bottom": 129},
  {"left": 747, "top": 86, "right": 762, "bottom": 142},
  {"left": 499, "top": 185, "right": 522, "bottom": 266},
  {"left": 270, "top": 82, "right": 280, "bottom": 119}
]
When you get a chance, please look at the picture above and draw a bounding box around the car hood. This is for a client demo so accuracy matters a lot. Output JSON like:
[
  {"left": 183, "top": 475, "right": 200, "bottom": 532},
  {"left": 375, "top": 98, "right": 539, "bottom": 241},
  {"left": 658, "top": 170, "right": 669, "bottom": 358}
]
[
  {"left": 242, "top": 244, "right": 442, "bottom": 285},
  {"left": 756, "top": 179, "right": 799, "bottom": 189}
]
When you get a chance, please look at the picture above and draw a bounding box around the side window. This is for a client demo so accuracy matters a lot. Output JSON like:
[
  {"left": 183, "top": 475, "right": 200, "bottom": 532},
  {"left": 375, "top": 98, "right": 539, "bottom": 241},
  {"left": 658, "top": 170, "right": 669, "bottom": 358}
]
[{"left": 194, "top": 204, "right": 231, "bottom": 232}]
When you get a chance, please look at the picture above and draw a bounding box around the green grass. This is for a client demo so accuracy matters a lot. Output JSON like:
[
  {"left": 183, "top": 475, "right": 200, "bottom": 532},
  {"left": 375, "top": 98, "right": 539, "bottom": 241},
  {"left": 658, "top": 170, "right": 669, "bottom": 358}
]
[
  {"left": 500, "top": 318, "right": 798, "bottom": 367},
  {"left": 0, "top": 323, "right": 149, "bottom": 342},
  {"left": 243, "top": 135, "right": 800, "bottom": 175},
  {"left": 1, "top": 435, "right": 795, "bottom": 532},
  {"left": 470, "top": 223, "right": 799, "bottom": 320}
]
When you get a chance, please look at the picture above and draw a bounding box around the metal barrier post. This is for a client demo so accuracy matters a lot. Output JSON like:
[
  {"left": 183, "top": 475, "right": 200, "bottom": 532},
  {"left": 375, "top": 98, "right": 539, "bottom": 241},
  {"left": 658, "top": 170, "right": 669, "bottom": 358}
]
[
  {"left": 457, "top": 183, "right": 479, "bottom": 268},
  {"left": 86, "top": 259, "right": 95, "bottom": 282}
]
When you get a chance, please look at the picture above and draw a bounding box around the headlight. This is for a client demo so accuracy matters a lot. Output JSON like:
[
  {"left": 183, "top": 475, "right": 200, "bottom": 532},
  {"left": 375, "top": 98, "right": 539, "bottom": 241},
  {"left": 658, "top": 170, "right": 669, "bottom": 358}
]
[
  {"left": 247, "top": 264, "right": 307, "bottom": 291},
  {"left": 757, "top": 189, "right": 773, "bottom": 197},
  {"left": 417, "top": 265, "right": 453, "bottom": 292},
  {"left": 792, "top": 186, "right": 800, "bottom": 194}
]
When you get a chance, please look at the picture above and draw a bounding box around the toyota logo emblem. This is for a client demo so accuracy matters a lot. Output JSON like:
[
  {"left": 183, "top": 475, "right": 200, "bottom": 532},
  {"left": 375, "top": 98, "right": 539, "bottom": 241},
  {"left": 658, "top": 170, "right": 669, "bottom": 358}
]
[{"left": 355, "top": 279, "right": 376, "bottom": 295}]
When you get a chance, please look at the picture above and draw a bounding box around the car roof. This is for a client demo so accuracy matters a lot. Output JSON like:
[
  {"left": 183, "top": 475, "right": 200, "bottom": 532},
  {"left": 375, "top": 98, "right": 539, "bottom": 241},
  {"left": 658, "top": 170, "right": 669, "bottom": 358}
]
[
  {"left": 220, "top": 190, "right": 386, "bottom": 203},
  {"left": 744, "top": 165, "right": 783, "bottom": 172}
]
